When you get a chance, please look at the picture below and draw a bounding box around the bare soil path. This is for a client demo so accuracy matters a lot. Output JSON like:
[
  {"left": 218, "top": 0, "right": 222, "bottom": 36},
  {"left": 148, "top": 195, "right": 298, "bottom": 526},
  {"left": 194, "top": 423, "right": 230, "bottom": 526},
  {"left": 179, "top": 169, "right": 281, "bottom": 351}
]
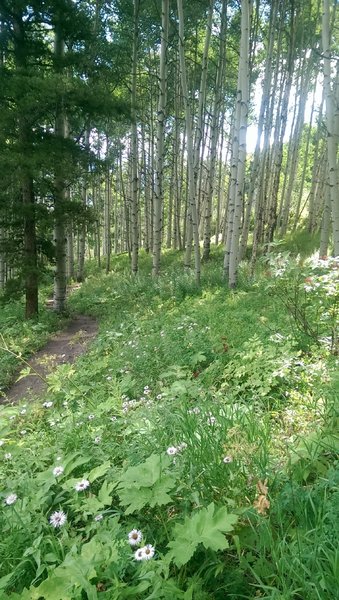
[{"left": 2, "top": 314, "right": 98, "bottom": 404}]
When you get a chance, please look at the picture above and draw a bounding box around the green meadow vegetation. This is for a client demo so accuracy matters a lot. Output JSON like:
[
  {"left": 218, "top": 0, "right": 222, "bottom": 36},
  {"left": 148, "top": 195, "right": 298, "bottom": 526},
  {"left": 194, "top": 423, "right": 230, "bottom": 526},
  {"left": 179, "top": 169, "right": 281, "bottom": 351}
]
[{"left": 0, "top": 245, "right": 338, "bottom": 600}]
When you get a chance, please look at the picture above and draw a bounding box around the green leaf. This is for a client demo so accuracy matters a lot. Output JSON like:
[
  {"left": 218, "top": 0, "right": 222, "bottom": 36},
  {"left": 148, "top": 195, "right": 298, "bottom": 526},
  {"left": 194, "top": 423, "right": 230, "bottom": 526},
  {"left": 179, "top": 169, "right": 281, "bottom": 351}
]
[
  {"left": 98, "top": 479, "right": 116, "bottom": 505},
  {"left": 86, "top": 460, "right": 111, "bottom": 483},
  {"left": 167, "top": 503, "right": 238, "bottom": 567},
  {"left": 117, "top": 454, "right": 176, "bottom": 514}
]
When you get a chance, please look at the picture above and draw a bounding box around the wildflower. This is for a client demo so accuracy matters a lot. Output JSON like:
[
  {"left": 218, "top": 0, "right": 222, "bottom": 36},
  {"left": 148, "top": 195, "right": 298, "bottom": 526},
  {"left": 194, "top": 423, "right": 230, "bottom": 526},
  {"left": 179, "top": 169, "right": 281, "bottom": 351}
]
[
  {"left": 0, "top": 440, "right": 4, "bottom": 446},
  {"left": 106, "top": 376, "right": 112, "bottom": 381},
  {"left": 178, "top": 442, "right": 187, "bottom": 451},
  {"left": 42, "top": 401, "right": 53, "bottom": 408},
  {"left": 207, "top": 415, "right": 216, "bottom": 426},
  {"left": 49, "top": 510, "right": 67, "bottom": 528},
  {"left": 110, "top": 416, "right": 117, "bottom": 422},
  {"left": 166, "top": 446, "right": 178, "bottom": 456},
  {"left": 5, "top": 493, "right": 17, "bottom": 505},
  {"left": 20, "top": 409, "right": 27, "bottom": 415},
  {"left": 4, "top": 453, "right": 12, "bottom": 460},
  {"left": 142, "top": 544, "right": 155, "bottom": 560},
  {"left": 20, "top": 430, "right": 27, "bottom": 436},
  {"left": 134, "top": 548, "right": 144, "bottom": 561},
  {"left": 94, "top": 514, "right": 103, "bottom": 521},
  {"left": 128, "top": 529, "right": 143, "bottom": 546},
  {"left": 144, "top": 386, "right": 151, "bottom": 395},
  {"left": 53, "top": 466, "right": 64, "bottom": 477},
  {"left": 88, "top": 414, "right": 95, "bottom": 420},
  {"left": 75, "top": 479, "right": 90, "bottom": 492},
  {"left": 223, "top": 456, "right": 233, "bottom": 464},
  {"left": 156, "top": 394, "right": 162, "bottom": 400},
  {"left": 94, "top": 436, "right": 101, "bottom": 444},
  {"left": 9, "top": 415, "right": 16, "bottom": 420}
]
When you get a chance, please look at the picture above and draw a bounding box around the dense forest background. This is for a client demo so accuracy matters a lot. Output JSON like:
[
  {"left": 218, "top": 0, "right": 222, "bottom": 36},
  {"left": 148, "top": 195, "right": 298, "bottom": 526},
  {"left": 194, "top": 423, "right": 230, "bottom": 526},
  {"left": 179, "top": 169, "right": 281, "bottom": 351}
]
[{"left": 0, "top": 0, "right": 338, "bottom": 317}]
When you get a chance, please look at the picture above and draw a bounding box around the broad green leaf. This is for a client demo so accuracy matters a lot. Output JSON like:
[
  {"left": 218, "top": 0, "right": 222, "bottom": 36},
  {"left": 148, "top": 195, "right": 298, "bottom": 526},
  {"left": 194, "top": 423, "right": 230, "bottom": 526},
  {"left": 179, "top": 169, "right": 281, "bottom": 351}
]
[
  {"left": 86, "top": 460, "right": 111, "bottom": 483},
  {"left": 167, "top": 503, "right": 238, "bottom": 567},
  {"left": 117, "top": 454, "right": 176, "bottom": 514},
  {"left": 98, "top": 479, "right": 116, "bottom": 505}
]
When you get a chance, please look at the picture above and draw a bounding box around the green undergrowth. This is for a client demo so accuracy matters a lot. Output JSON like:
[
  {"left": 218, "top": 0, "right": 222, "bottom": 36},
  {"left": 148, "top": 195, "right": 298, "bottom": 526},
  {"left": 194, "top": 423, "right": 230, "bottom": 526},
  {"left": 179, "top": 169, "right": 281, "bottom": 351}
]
[
  {"left": 0, "top": 292, "right": 66, "bottom": 393},
  {"left": 0, "top": 248, "right": 338, "bottom": 599}
]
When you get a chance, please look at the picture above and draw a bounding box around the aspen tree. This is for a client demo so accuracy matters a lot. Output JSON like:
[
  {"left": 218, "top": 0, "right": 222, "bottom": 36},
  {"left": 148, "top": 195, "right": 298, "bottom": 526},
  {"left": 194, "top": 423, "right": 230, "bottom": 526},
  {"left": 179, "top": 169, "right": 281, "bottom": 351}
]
[
  {"left": 131, "top": 0, "right": 140, "bottom": 275},
  {"left": 177, "top": 0, "right": 201, "bottom": 283},
  {"left": 227, "top": 0, "right": 251, "bottom": 288},
  {"left": 153, "top": 0, "right": 169, "bottom": 275},
  {"left": 203, "top": 0, "right": 227, "bottom": 260},
  {"left": 322, "top": 0, "right": 339, "bottom": 255}
]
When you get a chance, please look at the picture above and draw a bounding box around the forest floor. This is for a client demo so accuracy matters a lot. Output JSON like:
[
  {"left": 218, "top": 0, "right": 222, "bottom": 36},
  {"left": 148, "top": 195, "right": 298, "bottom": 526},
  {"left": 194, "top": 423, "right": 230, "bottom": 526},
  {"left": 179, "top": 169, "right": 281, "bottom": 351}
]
[
  {"left": 2, "top": 314, "right": 98, "bottom": 404},
  {"left": 0, "top": 243, "right": 338, "bottom": 600}
]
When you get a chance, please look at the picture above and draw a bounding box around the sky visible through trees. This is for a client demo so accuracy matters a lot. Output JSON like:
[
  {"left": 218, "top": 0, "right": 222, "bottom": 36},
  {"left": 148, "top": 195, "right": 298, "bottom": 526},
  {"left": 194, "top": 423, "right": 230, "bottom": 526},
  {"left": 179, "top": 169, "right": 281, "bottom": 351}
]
[{"left": 0, "top": 0, "right": 338, "bottom": 316}]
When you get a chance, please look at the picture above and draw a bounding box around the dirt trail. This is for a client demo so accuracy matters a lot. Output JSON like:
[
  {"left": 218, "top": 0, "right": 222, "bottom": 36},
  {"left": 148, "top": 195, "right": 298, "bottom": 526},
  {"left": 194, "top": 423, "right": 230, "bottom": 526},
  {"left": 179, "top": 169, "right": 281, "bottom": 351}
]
[{"left": 2, "top": 314, "right": 98, "bottom": 404}]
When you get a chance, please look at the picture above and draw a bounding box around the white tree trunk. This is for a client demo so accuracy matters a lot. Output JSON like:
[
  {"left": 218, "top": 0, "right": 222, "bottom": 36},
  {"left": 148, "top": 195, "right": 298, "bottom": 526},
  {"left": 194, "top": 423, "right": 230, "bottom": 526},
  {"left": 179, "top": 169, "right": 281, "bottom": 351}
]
[
  {"left": 322, "top": 0, "right": 339, "bottom": 255},
  {"left": 227, "top": 0, "right": 251, "bottom": 288},
  {"left": 152, "top": 0, "right": 169, "bottom": 275},
  {"left": 177, "top": 0, "right": 201, "bottom": 283}
]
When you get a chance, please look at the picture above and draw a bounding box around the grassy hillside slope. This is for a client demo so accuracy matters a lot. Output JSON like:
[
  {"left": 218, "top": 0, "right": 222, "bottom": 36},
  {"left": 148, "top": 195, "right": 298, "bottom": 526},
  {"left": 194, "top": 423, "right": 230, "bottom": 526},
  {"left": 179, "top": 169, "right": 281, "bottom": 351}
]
[{"left": 0, "top": 247, "right": 338, "bottom": 599}]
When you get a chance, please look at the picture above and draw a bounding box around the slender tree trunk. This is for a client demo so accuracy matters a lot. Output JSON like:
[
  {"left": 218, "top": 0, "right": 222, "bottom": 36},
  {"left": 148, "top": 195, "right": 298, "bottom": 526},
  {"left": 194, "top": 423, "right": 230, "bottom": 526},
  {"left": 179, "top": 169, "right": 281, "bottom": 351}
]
[
  {"left": 203, "top": 0, "right": 227, "bottom": 260},
  {"left": 320, "top": 179, "right": 332, "bottom": 257},
  {"left": 228, "top": 0, "right": 251, "bottom": 288},
  {"left": 152, "top": 0, "right": 169, "bottom": 275},
  {"left": 177, "top": 0, "right": 201, "bottom": 283},
  {"left": 53, "top": 19, "right": 67, "bottom": 312},
  {"left": 131, "top": 0, "right": 140, "bottom": 274},
  {"left": 13, "top": 17, "right": 38, "bottom": 318},
  {"left": 322, "top": 0, "right": 339, "bottom": 255}
]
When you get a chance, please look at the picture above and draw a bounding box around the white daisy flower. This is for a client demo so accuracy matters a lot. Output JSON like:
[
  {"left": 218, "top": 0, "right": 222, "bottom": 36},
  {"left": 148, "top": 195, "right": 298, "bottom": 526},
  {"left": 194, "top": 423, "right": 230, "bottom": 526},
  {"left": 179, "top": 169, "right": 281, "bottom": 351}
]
[
  {"left": 53, "top": 466, "right": 64, "bottom": 477},
  {"left": 166, "top": 446, "right": 178, "bottom": 456},
  {"left": 20, "top": 430, "right": 27, "bottom": 436},
  {"left": 4, "top": 453, "right": 12, "bottom": 460},
  {"left": 94, "top": 436, "right": 101, "bottom": 444},
  {"left": 110, "top": 416, "right": 117, "bottom": 422},
  {"left": 134, "top": 548, "right": 144, "bottom": 561},
  {"left": 42, "top": 401, "right": 53, "bottom": 408},
  {"left": 9, "top": 415, "right": 16, "bottom": 420},
  {"left": 94, "top": 514, "right": 103, "bottom": 521},
  {"left": 49, "top": 510, "right": 67, "bottom": 528},
  {"left": 223, "top": 456, "right": 233, "bottom": 464},
  {"left": 5, "top": 493, "right": 17, "bottom": 506},
  {"left": 128, "top": 529, "right": 143, "bottom": 546},
  {"left": 20, "top": 409, "right": 27, "bottom": 415},
  {"left": 207, "top": 416, "right": 216, "bottom": 426},
  {"left": 142, "top": 544, "right": 155, "bottom": 560},
  {"left": 0, "top": 440, "right": 4, "bottom": 446},
  {"left": 88, "top": 415, "right": 95, "bottom": 420},
  {"left": 75, "top": 479, "right": 90, "bottom": 492}
]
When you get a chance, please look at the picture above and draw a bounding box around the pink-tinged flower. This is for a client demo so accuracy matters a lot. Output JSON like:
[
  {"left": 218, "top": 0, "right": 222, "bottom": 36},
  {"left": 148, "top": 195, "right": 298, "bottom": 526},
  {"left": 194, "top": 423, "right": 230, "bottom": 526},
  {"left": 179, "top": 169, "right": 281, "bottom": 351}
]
[
  {"left": 142, "top": 544, "right": 155, "bottom": 560},
  {"left": 166, "top": 446, "right": 178, "bottom": 456},
  {"left": 134, "top": 548, "right": 144, "bottom": 561},
  {"left": 128, "top": 529, "right": 143, "bottom": 546},
  {"left": 49, "top": 510, "right": 67, "bottom": 528},
  {"left": 53, "top": 466, "right": 64, "bottom": 477},
  {"left": 74, "top": 479, "right": 90, "bottom": 492}
]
